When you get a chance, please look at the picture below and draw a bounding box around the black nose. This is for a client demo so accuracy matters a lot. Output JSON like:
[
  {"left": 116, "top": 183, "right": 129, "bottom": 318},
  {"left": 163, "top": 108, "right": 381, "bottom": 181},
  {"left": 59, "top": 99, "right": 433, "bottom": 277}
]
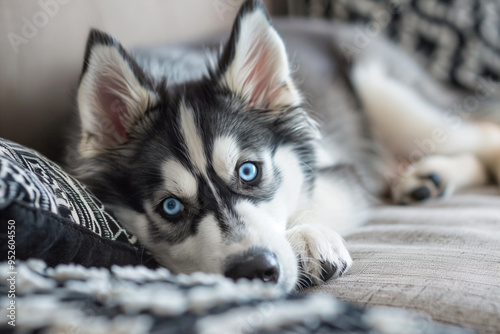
[{"left": 224, "top": 248, "right": 280, "bottom": 283}]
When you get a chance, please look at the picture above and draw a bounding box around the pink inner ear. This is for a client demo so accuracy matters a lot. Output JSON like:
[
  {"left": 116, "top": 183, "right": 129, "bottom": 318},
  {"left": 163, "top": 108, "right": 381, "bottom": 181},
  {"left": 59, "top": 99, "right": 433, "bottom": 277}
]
[
  {"left": 244, "top": 40, "right": 282, "bottom": 108},
  {"left": 98, "top": 77, "right": 129, "bottom": 140}
]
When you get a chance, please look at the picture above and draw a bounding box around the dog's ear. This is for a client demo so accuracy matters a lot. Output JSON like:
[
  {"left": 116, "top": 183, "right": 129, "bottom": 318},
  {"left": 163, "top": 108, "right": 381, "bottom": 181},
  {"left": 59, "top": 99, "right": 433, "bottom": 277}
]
[
  {"left": 218, "top": 0, "right": 301, "bottom": 109},
  {"left": 77, "top": 29, "right": 157, "bottom": 150}
]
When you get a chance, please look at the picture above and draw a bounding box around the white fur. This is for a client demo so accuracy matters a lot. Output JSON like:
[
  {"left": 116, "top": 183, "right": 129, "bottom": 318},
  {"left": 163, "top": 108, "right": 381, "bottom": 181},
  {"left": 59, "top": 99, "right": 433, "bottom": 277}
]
[
  {"left": 258, "top": 147, "right": 305, "bottom": 232},
  {"left": 162, "top": 160, "right": 198, "bottom": 200},
  {"left": 212, "top": 136, "right": 240, "bottom": 183},
  {"left": 289, "top": 173, "right": 368, "bottom": 236},
  {"left": 156, "top": 213, "right": 225, "bottom": 274},
  {"left": 351, "top": 58, "right": 483, "bottom": 157},
  {"left": 179, "top": 103, "right": 207, "bottom": 174}
]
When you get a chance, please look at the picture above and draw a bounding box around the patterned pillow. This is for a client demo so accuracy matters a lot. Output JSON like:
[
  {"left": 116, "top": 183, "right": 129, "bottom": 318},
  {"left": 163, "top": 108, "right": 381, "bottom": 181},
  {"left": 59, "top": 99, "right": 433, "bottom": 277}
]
[
  {"left": 0, "top": 138, "right": 157, "bottom": 268},
  {"left": 278, "top": 0, "right": 500, "bottom": 91}
]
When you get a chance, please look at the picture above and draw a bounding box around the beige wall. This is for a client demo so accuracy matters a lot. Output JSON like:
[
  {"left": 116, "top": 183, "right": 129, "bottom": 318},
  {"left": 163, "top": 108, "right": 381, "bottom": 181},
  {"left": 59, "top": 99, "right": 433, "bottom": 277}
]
[{"left": 0, "top": 0, "right": 245, "bottom": 160}]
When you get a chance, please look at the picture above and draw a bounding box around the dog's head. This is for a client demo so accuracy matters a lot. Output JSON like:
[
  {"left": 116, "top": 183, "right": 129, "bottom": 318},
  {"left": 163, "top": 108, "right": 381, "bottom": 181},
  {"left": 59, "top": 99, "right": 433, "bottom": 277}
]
[{"left": 75, "top": 0, "right": 318, "bottom": 291}]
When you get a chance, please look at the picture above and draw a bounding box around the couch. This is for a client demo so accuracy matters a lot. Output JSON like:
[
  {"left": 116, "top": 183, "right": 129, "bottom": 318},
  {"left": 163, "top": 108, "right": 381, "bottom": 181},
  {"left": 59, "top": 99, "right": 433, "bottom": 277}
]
[{"left": 1, "top": 1, "right": 499, "bottom": 333}]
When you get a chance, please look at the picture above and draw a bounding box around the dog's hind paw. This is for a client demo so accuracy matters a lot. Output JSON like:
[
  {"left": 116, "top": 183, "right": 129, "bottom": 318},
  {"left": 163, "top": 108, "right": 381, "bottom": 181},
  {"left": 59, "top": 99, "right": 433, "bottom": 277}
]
[
  {"left": 391, "top": 156, "right": 451, "bottom": 205},
  {"left": 285, "top": 225, "right": 352, "bottom": 289},
  {"left": 392, "top": 171, "right": 446, "bottom": 205},
  {"left": 392, "top": 154, "right": 491, "bottom": 205}
]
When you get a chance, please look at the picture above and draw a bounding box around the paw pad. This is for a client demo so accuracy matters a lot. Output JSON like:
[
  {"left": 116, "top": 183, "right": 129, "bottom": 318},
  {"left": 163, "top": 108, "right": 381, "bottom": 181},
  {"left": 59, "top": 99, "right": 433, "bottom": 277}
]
[
  {"left": 320, "top": 261, "right": 337, "bottom": 281},
  {"left": 410, "top": 186, "right": 431, "bottom": 201},
  {"left": 393, "top": 169, "right": 447, "bottom": 205}
]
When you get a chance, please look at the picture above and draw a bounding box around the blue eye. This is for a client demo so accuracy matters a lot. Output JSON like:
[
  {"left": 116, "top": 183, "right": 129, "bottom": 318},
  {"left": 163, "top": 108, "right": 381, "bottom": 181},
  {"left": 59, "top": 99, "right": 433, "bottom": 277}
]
[
  {"left": 162, "top": 198, "right": 182, "bottom": 216},
  {"left": 238, "top": 162, "right": 258, "bottom": 182}
]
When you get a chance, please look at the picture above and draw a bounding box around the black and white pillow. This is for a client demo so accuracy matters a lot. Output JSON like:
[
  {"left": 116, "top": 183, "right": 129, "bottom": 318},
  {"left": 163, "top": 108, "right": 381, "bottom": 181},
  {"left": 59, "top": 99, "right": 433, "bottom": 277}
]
[
  {"left": 0, "top": 138, "right": 156, "bottom": 268},
  {"left": 281, "top": 0, "right": 500, "bottom": 91}
]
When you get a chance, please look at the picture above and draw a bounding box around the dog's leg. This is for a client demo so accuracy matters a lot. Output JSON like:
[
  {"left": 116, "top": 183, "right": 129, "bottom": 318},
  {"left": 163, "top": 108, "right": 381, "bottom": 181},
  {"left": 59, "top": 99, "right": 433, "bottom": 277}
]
[
  {"left": 351, "top": 57, "right": 500, "bottom": 202},
  {"left": 286, "top": 165, "right": 369, "bottom": 288}
]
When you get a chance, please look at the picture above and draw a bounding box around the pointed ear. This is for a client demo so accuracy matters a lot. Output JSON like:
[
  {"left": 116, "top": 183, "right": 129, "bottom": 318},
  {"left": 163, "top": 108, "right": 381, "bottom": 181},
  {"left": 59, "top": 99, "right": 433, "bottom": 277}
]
[
  {"left": 77, "top": 29, "right": 157, "bottom": 150},
  {"left": 218, "top": 0, "right": 301, "bottom": 109}
]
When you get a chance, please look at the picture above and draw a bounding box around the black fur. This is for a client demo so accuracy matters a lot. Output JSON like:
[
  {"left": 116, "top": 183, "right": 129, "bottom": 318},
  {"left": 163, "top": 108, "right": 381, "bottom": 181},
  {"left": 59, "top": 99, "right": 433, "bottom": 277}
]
[{"left": 81, "top": 29, "right": 153, "bottom": 91}]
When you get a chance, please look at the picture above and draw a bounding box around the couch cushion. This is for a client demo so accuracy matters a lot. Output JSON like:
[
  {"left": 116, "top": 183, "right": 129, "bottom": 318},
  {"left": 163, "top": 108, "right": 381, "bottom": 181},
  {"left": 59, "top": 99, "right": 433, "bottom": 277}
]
[{"left": 308, "top": 187, "right": 500, "bottom": 333}]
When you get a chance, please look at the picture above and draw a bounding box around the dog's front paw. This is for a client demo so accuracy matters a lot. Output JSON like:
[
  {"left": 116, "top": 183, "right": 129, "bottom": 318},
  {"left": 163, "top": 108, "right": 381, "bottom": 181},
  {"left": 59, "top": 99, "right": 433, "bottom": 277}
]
[{"left": 286, "top": 225, "right": 352, "bottom": 289}]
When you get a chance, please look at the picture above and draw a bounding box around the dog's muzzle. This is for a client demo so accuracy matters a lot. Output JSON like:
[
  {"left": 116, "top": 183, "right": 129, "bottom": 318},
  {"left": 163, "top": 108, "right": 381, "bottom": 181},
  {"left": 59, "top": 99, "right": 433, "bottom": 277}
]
[{"left": 224, "top": 248, "right": 280, "bottom": 283}]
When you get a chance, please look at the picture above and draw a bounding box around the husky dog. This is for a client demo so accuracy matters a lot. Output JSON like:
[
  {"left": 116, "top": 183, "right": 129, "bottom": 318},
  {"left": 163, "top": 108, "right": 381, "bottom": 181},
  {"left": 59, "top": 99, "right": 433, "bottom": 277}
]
[{"left": 74, "top": 0, "right": 500, "bottom": 291}]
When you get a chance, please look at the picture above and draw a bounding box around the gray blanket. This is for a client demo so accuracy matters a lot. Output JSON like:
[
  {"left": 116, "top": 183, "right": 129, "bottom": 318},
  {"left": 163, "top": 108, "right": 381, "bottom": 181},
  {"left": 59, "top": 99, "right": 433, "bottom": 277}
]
[{"left": 309, "top": 187, "right": 500, "bottom": 333}]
